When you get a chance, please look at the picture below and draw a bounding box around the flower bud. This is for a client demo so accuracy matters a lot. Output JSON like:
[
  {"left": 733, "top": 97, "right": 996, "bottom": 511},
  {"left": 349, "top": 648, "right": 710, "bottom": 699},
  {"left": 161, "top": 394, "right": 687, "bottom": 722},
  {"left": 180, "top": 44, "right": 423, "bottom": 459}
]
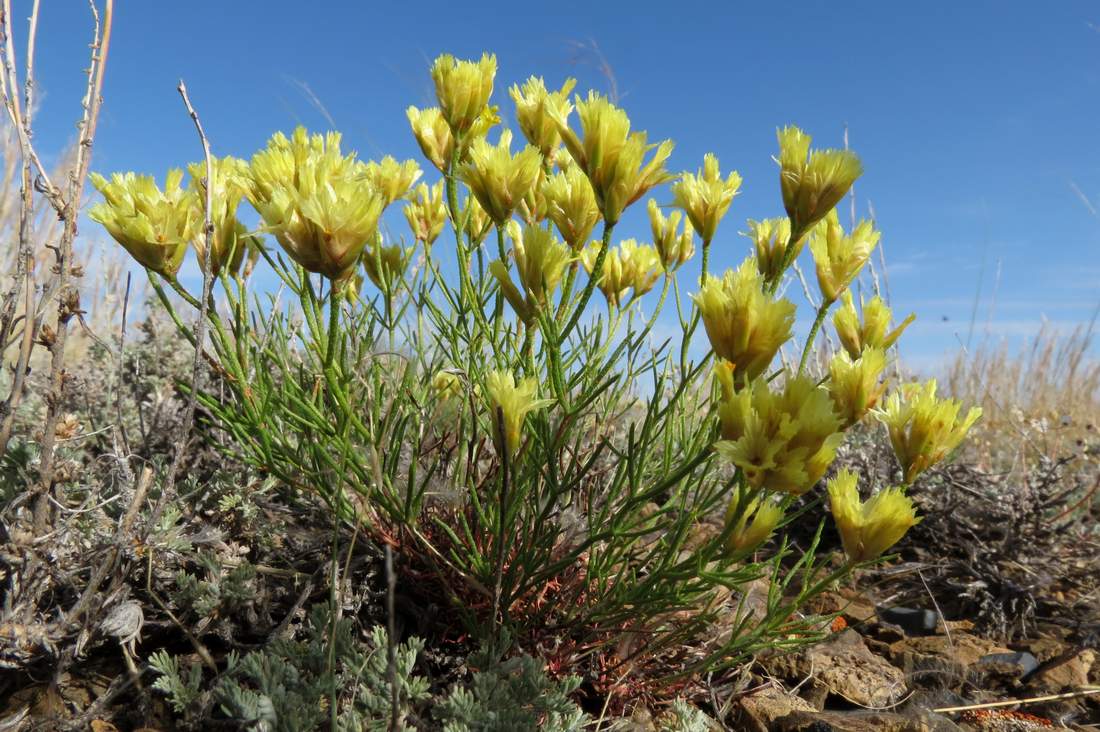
[
  {"left": 89, "top": 169, "right": 199, "bottom": 277},
  {"left": 510, "top": 76, "right": 576, "bottom": 162},
  {"left": 459, "top": 130, "right": 543, "bottom": 225},
  {"left": 725, "top": 493, "right": 784, "bottom": 554},
  {"left": 484, "top": 370, "right": 554, "bottom": 456},
  {"left": 809, "top": 211, "right": 880, "bottom": 302},
  {"left": 491, "top": 223, "right": 573, "bottom": 323},
  {"left": 693, "top": 260, "right": 796, "bottom": 385},
  {"left": 671, "top": 153, "right": 741, "bottom": 242},
  {"left": 647, "top": 199, "right": 694, "bottom": 271},
  {"left": 745, "top": 217, "right": 795, "bottom": 282},
  {"left": 828, "top": 469, "right": 919, "bottom": 563},
  {"left": 827, "top": 347, "right": 888, "bottom": 427},
  {"left": 542, "top": 166, "right": 601, "bottom": 251},
  {"left": 362, "top": 156, "right": 422, "bottom": 207},
  {"left": 407, "top": 106, "right": 454, "bottom": 172},
  {"left": 361, "top": 240, "right": 411, "bottom": 292},
  {"left": 547, "top": 91, "right": 674, "bottom": 225},
  {"left": 187, "top": 156, "right": 262, "bottom": 277},
  {"left": 714, "top": 375, "right": 844, "bottom": 495},
  {"left": 777, "top": 125, "right": 862, "bottom": 241},
  {"left": 430, "top": 53, "right": 497, "bottom": 136},
  {"left": 580, "top": 238, "right": 661, "bottom": 308},
  {"left": 876, "top": 380, "right": 981, "bottom": 484},
  {"left": 833, "top": 291, "right": 915, "bottom": 359},
  {"left": 404, "top": 181, "right": 448, "bottom": 246}
]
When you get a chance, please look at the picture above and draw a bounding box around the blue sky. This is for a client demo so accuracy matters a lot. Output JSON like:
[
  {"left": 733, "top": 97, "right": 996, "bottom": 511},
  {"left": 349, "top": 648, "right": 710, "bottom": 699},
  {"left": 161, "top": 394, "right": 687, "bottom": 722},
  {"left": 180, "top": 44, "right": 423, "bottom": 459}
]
[{"left": 22, "top": 1, "right": 1100, "bottom": 371}]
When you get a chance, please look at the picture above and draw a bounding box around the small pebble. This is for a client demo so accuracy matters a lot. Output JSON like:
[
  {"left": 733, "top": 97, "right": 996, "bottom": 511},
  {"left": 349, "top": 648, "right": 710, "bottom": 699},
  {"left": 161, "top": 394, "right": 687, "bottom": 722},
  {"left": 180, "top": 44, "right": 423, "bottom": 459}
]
[{"left": 876, "top": 606, "right": 937, "bottom": 636}]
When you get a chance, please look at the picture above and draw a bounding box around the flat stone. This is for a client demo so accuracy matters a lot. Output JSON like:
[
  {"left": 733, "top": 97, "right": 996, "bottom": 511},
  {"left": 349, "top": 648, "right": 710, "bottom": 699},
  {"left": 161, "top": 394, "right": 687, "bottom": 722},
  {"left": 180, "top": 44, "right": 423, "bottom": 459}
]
[
  {"left": 736, "top": 685, "right": 817, "bottom": 732},
  {"left": 889, "top": 634, "right": 1012, "bottom": 677},
  {"left": 976, "top": 651, "right": 1040, "bottom": 679},
  {"left": 877, "top": 606, "right": 938, "bottom": 636},
  {"left": 773, "top": 709, "right": 948, "bottom": 732}
]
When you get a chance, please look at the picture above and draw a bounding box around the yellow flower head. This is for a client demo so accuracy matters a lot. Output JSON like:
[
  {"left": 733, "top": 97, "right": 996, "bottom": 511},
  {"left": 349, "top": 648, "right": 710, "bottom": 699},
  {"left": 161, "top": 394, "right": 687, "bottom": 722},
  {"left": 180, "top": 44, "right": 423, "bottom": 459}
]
[
  {"left": 833, "top": 291, "right": 915, "bottom": 359},
  {"left": 407, "top": 106, "right": 454, "bottom": 173},
  {"left": 186, "top": 156, "right": 264, "bottom": 277},
  {"left": 89, "top": 169, "right": 199, "bottom": 277},
  {"left": 777, "top": 125, "right": 862, "bottom": 240},
  {"left": 484, "top": 370, "right": 554, "bottom": 456},
  {"left": 361, "top": 240, "right": 412, "bottom": 292},
  {"left": 809, "top": 211, "right": 880, "bottom": 302},
  {"left": 361, "top": 156, "right": 422, "bottom": 207},
  {"left": 430, "top": 53, "right": 497, "bottom": 135},
  {"left": 510, "top": 76, "right": 577, "bottom": 161},
  {"left": 542, "top": 165, "right": 601, "bottom": 251},
  {"left": 580, "top": 238, "right": 661, "bottom": 308},
  {"left": 876, "top": 380, "right": 982, "bottom": 484},
  {"left": 404, "top": 181, "right": 448, "bottom": 246},
  {"left": 693, "top": 260, "right": 796, "bottom": 384},
  {"left": 670, "top": 153, "right": 742, "bottom": 243},
  {"left": 827, "top": 469, "right": 919, "bottom": 563},
  {"left": 647, "top": 199, "right": 695, "bottom": 271},
  {"left": 459, "top": 130, "right": 543, "bottom": 225},
  {"left": 827, "top": 347, "right": 888, "bottom": 427},
  {"left": 725, "top": 493, "right": 784, "bottom": 554},
  {"left": 714, "top": 375, "right": 844, "bottom": 495},
  {"left": 548, "top": 91, "right": 674, "bottom": 225},
  {"left": 432, "top": 370, "right": 463, "bottom": 401},
  {"left": 247, "top": 127, "right": 386, "bottom": 281},
  {"left": 491, "top": 222, "right": 574, "bottom": 322},
  {"left": 745, "top": 217, "right": 796, "bottom": 282}
]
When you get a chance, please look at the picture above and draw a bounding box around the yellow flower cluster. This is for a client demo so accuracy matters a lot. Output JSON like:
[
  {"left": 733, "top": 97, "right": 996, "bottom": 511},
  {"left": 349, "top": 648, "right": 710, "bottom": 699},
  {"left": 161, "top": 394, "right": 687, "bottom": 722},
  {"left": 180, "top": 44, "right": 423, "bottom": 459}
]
[
  {"left": 827, "top": 347, "right": 888, "bottom": 427},
  {"left": 694, "top": 260, "right": 795, "bottom": 385},
  {"left": 509, "top": 76, "right": 576, "bottom": 162},
  {"left": 714, "top": 373, "right": 844, "bottom": 495},
  {"left": 647, "top": 200, "right": 694, "bottom": 271},
  {"left": 484, "top": 370, "right": 554, "bottom": 456},
  {"left": 542, "top": 166, "right": 601, "bottom": 251},
  {"left": 491, "top": 223, "right": 573, "bottom": 323},
  {"left": 808, "top": 211, "right": 880, "bottom": 303},
  {"left": 186, "top": 156, "right": 263, "bottom": 277},
  {"left": 778, "top": 125, "right": 863, "bottom": 241},
  {"left": 725, "top": 493, "right": 784, "bottom": 554},
  {"left": 548, "top": 92, "right": 674, "bottom": 225},
  {"left": 580, "top": 238, "right": 661, "bottom": 308},
  {"left": 745, "top": 217, "right": 795, "bottom": 283},
  {"left": 877, "top": 380, "right": 982, "bottom": 484},
  {"left": 89, "top": 169, "right": 199, "bottom": 277},
  {"left": 459, "top": 130, "right": 542, "bottom": 225},
  {"left": 247, "top": 127, "right": 387, "bottom": 281},
  {"left": 671, "top": 153, "right": 741, "bottom": 243},
  {"left": 833, "top": 291, "right": 915, "bottom": 359},
  {"left": 404, "top": 181, "right": 448, "bottom": 246},
  {"left": 827, "top": 469, "right": 919, "bottom": 563},
  {"left": 431, "top": 53, "right": 498, "bottom": 135}
]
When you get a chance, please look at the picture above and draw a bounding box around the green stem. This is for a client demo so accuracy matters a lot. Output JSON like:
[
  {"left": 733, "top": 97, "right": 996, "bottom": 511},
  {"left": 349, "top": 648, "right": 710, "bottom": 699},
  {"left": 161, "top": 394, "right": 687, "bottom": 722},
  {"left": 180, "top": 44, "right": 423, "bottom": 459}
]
[
  {"left": 798, "top": 299, "right": 831, "bottom": 376},
  {"left": 560, "top": 221, "right": 615, "bottom": 342},
  {"left": 324, "top": 281, "right": 341, "bottom": 371},
  {"left": 700, "top": 238, "right": 711, "bottom": 281},
  {"left": 680, "top": 237, "right": 712, "bottom": 372}
]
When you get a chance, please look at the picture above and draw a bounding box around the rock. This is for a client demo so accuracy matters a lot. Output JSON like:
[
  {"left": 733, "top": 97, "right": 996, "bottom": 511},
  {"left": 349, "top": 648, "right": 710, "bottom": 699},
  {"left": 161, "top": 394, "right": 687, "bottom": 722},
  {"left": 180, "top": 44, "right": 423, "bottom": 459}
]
[
  {"left": 763, "top": 629, "right": 907, "bottom": 708},
  {"left": 889, "top": 634, "right": 1012, "bottom": 678},
  {"left": 736, "top": 685, "right": 817, "bottom": 732},
  {"left": 1029, "top": 648, "right": 1096, "bottom": 692},
  {"left": 975, "top": 651, "right": 1040, "bottom": 679},
  {"left": 877, "top": 606, "right": 938, "bottom": 636},
  {"left": 772, "top": 709, "right": 949, "bottom": 732}
]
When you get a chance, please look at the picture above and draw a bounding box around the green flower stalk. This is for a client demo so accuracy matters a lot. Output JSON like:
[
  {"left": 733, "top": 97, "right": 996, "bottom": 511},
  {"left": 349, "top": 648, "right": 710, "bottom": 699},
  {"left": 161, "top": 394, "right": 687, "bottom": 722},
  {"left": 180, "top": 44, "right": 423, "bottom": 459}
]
[
  {"left": 746, "top": 217, "right": 796, "bottom": 282},
  {"left": 809, "top": 211, "right": 880, "bottom": 303},
  {"left": 876, "top": 380, "right": 982, "bottom": 484},
  {"left": 693, "top": 260, "right": 796, "bottom": 385},
  {"left": 725, "top": 493, "right": 784, "bottom": 554},
  {"left": 714, "top": 374, "right": 844, "bottom": 495},
  {"left": 362, "top": 156, "right": 422, "bottom": 207},
  {"left": 491, "top": 222, "right": 573, "bottom": 323},
  {"left": 671, "top": 153, "right": 742, "bottom": 243},
  {"left": 542, "top": 166, "right": 601, "bottom": 251},
  {"left": 186, "top": 156, "right": 262, "bottom": 276},
  {"left": 89, "top": 169, "right": 200, "bottom": 278},
  {"left": 827, "top": 469, "right": 919, "bottom": 563},
  {"left": 827, "top": 347, "right": 888, "bottom": 427},
  {"left": 580, "top": 238, "right": 661, "bottom": 308},
  {"left": 778, "top": 125, "right": 863, "bottom": 241},
  {"left": 547, "top": 91, "right": 674, "bottom": 225},
  {"left": 484, "top": 370, "right": 554, "bottom": 456},
  {"left": 404, "top": 181, "right": 448, "bottom": 246},
  {"left": 509, "top": 76, "right": 576, "bottom": 162},
  {"left": 431, "top": 53, "right": 498, "bottom": 136},
  {"left": 459, "top": 131, "right": 543, "bottom": 226},
  {"left": 833, "top": 291, "right": 915, "bottom": 359},
  {"left": 247, "top": 127, "right": 386, "bottom": 282},
  {"left": 647, "top": 199, "right": 695, "bottom": 271}
]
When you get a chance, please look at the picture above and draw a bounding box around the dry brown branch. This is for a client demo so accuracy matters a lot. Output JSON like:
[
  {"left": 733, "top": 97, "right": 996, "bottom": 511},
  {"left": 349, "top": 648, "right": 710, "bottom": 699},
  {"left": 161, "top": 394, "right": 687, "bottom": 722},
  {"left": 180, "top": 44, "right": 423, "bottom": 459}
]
[{"left": 31, "top": 0, "right": 113, "bottom": 535}]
